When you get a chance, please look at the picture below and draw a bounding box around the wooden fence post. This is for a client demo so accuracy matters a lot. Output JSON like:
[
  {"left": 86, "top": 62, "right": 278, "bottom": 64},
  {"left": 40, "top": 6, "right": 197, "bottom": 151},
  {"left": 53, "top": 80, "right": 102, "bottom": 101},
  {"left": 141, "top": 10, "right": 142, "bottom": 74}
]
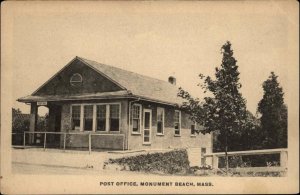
[
  {"left": 212, "top": 155, "right": 219, "bottom": 169},
  {"left": 63, "top": 133, "right": 66, "bottom": 151},
  {"left": 43, "top": 133, "right": 47, "bottom": 151},
  {"left": 123, "top": 135, "right": 125, "bottom": 151},
  {"left": 89, "top": 133, "right": 91, "bottom": 154},
  {"left": 280, "top": 151, "right": 288, "bottom": 169},
  {"left": 23, "top": 132, "right": 26, "bottom": 148}
]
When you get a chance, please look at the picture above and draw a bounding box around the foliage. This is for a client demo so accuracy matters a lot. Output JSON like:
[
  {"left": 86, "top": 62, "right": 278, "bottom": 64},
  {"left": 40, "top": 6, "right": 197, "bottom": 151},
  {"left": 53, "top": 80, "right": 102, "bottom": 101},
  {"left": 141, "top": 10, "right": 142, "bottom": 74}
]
[
  {"left": 13, "top": 108, "right": 22, "bottom": 114},
  {"left": 239, "top": 111, "right": 263, "bottom": 150},
  {"left": 218, "top": 153, "right": 280, "bottom": 168},
  {"left": 212, "top": 111, "right": 262, "bottom": 152},
  {"left": 189, "top": 165, "right": 215, "bottom": 176},
  {"left": 190, "top": 165, "right": 212, "bottom": 171},
  {"left": 106, "top": 149, "right": 285, "bottom": 177},
  {"left": 218, "top": 170, "right": 284, "bottom": 177},
  {"left": 218, "top": 155, "right": 249, "bottom": 168},
  {"left": 12, "top": 108, "right": 30, "bottom": 132},
  {"left": 12, "top": 108, "right": 49, "bottom": 132},
  {"left": 257, "top": 72, "right": 287, "bottom": 149},
  {"left": 178, "top": 41, "right": 247, "bottom": 161},
  {"left": 36, "top": 113, "right": 49, "bottom": 131},
  {"left": 107, "top": 149, "right": 190, "bottom": 174}
]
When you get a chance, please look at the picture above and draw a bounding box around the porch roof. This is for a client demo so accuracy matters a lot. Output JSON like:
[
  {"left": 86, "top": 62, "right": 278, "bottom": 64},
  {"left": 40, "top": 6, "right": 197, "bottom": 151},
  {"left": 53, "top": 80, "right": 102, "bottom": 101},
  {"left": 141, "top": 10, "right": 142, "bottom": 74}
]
[
  {"left": 18, "top": 90, "right": 181, "bottom": 106},
  {"left": 18, "top": 90, "right": 130, "bottom": 102}
]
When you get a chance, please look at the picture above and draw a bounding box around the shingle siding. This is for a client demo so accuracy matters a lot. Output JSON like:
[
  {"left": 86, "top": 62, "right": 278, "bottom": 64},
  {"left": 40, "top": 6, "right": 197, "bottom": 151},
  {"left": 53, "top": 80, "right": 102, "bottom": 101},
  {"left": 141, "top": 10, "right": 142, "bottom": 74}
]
[
  {"left": 127, "top": 101, "right": 212, "bottom": 150},
  {"left": 58, "top": 100, "right": 212, "bottom": 151},
  {"left": 33, "top": 59, "right": 122, "bottom": 96},
  {"left": 59, "top": 99, "right": 128, "bottom": 150}
]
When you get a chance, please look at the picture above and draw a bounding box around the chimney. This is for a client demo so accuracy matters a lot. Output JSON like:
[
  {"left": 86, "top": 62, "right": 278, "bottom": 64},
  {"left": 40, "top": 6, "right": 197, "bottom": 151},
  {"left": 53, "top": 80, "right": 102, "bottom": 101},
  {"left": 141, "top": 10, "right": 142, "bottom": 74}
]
[{"left": 168, "top": 76, "right": 176, "bottom": 85}]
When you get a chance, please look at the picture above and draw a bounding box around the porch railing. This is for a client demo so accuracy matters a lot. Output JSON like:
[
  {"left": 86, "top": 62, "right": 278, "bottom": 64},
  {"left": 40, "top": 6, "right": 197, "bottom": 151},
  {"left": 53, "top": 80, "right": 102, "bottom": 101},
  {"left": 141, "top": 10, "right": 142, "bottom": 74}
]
[{"left": 12, "top": 131, "right": 126, "bottom": 154}]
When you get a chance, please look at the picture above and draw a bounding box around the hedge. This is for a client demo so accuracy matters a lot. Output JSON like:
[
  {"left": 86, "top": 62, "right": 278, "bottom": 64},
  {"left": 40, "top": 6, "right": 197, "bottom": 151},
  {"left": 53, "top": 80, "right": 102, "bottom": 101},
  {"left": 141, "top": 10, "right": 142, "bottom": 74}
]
[{"left": 107, "top": 149, "right": 190, "bottom": 174}]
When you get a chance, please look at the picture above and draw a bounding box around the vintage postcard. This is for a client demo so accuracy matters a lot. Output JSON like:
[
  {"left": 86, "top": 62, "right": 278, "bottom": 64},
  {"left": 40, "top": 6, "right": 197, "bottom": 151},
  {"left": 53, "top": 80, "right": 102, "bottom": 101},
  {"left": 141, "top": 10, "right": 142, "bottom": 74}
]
[{"left": 1, "top": 0, "right": 299, "bottom": 194}]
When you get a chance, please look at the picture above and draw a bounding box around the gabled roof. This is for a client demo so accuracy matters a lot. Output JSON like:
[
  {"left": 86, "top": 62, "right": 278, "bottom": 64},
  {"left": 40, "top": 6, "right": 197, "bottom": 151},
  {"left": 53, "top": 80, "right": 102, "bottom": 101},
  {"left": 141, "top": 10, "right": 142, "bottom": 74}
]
[
  {"left": 18, "top": 56, "right": 183, "bottom": 105},
  {"left": 77, "top": 57, "right": 183, "bottom": 105}
]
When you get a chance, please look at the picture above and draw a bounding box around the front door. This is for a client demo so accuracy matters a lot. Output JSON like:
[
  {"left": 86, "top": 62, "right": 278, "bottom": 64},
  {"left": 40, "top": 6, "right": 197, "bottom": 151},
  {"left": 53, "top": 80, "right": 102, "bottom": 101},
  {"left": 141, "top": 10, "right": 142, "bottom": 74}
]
[{"left": 143, "top": 109, "right": 152, "bottom": 144}]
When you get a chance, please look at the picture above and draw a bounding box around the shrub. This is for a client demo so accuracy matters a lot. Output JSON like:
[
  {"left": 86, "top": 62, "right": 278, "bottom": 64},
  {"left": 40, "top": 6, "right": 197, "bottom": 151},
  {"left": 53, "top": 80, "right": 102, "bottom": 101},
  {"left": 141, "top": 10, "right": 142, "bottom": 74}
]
[{"left": 107, "top": 149, "right": 190, "bottom": 174}]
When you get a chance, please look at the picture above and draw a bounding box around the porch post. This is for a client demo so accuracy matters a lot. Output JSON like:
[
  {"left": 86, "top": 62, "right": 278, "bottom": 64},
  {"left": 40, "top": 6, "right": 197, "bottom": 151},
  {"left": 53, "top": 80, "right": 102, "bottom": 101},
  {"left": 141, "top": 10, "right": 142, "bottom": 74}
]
[
  {"left": 29, "top": 102, "right": 38, "bottom": 144},
  {"left": 47, "top": 105, "right": 55, "bottom": 132}
]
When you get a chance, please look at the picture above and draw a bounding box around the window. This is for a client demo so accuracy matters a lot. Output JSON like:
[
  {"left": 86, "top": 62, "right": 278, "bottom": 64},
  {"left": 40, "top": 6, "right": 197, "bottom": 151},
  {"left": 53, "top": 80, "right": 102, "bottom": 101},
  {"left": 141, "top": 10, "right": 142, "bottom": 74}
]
[
  {"left": 201, "top": 148, "right": 207, "bottom": 166},
  {"left": 71, "top": 105, "right": 81, "bottom": 130},
  {"left": 70, "top": 73, "right": 83, "bottom": 86},
  {"left": 157, "top": 107, "right": 164, "bottom": 135},
  {"left": 70, "top": 103, "right": 120, "bottom": 132},
  {"left": 174, "top": 110, "right": 181, "bottom": 136},
  {"left": 132, "top": 104, "right": 141, "bottom": 133},
  {"left": 96, "top": 105, "right": 106, "bottom": 131},
  {"left": 109, "top": 104, "right": 120, "bottom": 131},
  {"left": 83, "top": 105, "right": 93, "bottom": 131}
]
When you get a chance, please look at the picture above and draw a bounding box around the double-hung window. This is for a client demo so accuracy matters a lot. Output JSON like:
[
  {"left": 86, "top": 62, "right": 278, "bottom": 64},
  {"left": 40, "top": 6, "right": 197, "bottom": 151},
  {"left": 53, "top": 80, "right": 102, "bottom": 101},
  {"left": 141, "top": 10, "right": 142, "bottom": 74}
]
[
  {"left": 132, "top": 104, "right": 141, "bottom": 133},
  {"left": 71, "top": 103, "right": 120, "bottom": 132},
  {"left": 109, "top": 104, "right": 120, "bottom": 131},
  {"left": 157, "top": 107, "right": 164, "bottom": 135},
  {"left": 71, "top": 105, "right": 81, "bottom": 130},
  {"left": 174, "top": 110, "right": 181, "bottom": 136},
  {"left": 83, "top": 105, "right": 93, "bottom": 131},
  {"left": 96, "top": 105, "right": 106, "bottom": 131}
]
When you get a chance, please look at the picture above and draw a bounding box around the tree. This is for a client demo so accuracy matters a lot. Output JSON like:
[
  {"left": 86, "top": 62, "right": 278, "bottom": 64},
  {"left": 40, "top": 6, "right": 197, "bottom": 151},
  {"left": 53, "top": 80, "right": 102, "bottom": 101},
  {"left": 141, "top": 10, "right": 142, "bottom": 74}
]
[
  {"left": 12, "top": 108, "right": 30, "bottom": 133},
  {"left": 258, "top": 72, "right": 287, "bottom": 149},
  {"left": 240, "top": 111, "right": 262, "bottom": 150},
  {"left": 12, "top": 108, "right": 30, "bottom": 145},
  {"left": 12, "top": 108, "right": 22, "bottom": 115},
  {"left": 178, "top": 41, "right": 247, "bottom": 172},
  {"left": 36, "top": 113, "right": 49, "bottom": 132}
]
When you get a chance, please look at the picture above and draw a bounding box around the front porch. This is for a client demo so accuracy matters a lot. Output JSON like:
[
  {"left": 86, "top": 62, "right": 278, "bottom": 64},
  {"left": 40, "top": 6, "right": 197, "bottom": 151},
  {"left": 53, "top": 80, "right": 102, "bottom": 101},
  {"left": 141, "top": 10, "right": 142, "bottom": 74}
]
[
  {"left": 21, "top": 101, "right": 63, "bottom": 147},
  {"left": 16, "top": 101, "right": 126, "bottom": 151},
  {"left": 14, "top": 131, "right": 126, "bottom": 153}
]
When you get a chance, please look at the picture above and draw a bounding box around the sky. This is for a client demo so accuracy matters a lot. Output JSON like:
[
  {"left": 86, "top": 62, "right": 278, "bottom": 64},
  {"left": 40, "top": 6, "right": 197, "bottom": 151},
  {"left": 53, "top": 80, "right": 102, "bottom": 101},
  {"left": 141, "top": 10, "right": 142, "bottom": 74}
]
[{"left": 3, "top": 1, "right": 296, "bottom": 115}]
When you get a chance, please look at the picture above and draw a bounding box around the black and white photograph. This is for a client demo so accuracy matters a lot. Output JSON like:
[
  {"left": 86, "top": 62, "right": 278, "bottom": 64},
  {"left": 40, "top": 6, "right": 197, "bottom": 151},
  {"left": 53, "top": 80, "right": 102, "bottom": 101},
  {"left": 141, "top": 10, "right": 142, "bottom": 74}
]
[{"left": 1, "top": 0, "right": 299, "bottom": 194}]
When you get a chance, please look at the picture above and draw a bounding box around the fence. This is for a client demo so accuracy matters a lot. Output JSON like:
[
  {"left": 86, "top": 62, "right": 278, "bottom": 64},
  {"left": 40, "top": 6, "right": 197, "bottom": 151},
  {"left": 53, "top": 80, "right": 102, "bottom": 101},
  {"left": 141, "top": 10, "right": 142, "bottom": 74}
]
[
  {"left": 12, "top": 131, "right": 126, "bottom": 154},
  {"left": 204, "top": 148, "right": 288, "bottom": 172}
]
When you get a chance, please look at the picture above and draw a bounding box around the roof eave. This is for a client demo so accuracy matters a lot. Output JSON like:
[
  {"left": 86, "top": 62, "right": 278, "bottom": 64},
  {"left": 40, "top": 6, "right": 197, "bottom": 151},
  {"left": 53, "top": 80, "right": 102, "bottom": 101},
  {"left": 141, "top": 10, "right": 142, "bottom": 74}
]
[
  {"left": 18, "top": 94, "right": 182, "bottom": 107},
  {"left": 17, "top": 94, "right": 133, "bottom": 103},
  {"left": 130, "top": 95, "right": 181, "bottom": 107}
]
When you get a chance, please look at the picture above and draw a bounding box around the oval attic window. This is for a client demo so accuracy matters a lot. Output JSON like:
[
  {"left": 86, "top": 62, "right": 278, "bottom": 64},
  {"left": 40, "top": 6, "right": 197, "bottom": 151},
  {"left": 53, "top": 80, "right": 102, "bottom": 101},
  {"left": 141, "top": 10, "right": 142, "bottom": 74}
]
[{"left": 70, "top": 73, "right": 83, "bottom": 86}]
